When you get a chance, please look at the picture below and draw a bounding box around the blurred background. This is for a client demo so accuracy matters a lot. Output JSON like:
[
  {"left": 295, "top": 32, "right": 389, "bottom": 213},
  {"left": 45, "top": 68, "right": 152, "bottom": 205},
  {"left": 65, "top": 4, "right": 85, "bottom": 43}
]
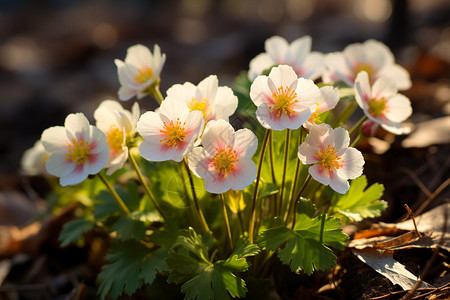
[{"left": 1, "top": 0, "right": 449, "bottom": 177}]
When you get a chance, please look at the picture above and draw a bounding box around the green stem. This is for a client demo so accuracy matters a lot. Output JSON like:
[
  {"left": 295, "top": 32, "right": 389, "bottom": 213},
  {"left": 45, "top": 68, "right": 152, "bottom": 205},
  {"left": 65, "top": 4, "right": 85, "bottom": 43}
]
[
  {"left": 248, "top": 129, "right": 271, "bottom": 244},
  {"left": 348, "top": 115, "right": 368, "bottom": 137},
  {"left": 350, "top": 131, "right": 364, "bottom": 148},
  {"left": 277, "top": 129, "right": 290, "bottom": 216},
  {"left": 268, "top": 133, "right": 277, "bottom": 185},
  {"left": 183, "top": 159, "right": 210, "bottom": 232},
  {"left": 284, "top": 128, "right": 304, "bottom": 223},
  {"left": 291, "top": 174, "right": 312, "bottom": 229},
  {"left": 333, "top": 101, "right": 357, "bottom": 128},
  {"left": 128, "top": 149, "right": 165, "bottom": 219},
  {"left": 178, "top": 162, "right": 190, "bottom": 208},
  {"left": 152, "top": 84, "right": 164, "bottom": 104},
  {"left": 98, "top": 172, "right": 130, "bottom": 215},
  {"left": 319, "top": 213, "right": 326, "bottom": 244},
  {"left": 220, "top": 193, "right": 233, "bottom": 251}
]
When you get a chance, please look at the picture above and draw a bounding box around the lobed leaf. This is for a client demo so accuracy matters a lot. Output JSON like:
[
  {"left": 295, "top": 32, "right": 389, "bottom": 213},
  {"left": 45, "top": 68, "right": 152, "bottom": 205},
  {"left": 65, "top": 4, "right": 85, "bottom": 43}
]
[
  {"left": 329, "top": 175, "right": 387, "bottom": 223},
  {"left": 58, "top": 217, "right": 94, "bottom": 247},
  {"left": 258, "top": 200, "right": 348, "bottom": 275},
  {"left": 97, "top": 240, "right": 168, "bottom": 299}
]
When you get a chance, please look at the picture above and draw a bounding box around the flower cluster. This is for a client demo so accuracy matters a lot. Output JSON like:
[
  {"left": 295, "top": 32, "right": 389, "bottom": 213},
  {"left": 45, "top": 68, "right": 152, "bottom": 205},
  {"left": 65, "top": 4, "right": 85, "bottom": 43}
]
[{"left": 22, "top": 36, "right": 413, "bottom": 300}]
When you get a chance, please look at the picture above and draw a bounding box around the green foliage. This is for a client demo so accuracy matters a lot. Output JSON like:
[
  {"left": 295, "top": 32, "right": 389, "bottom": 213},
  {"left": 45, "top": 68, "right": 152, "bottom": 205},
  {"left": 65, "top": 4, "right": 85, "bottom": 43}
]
[
  {"left": 167, "top": 228, "right": 251, "bottom": 300},
  {"left": 58, "top": 216, "right": 94, "bottom": 247},
  {"left": 258, "top": 199, "right": 348, "bottom": 275},
  {"left": 110, "top": 213, "right": 146, "bottom": 241},
  {"left": 97, "top": 240, "right": 168, "bottom": 299},
  {"left": 329, "top": 175, "right": 387, "bottom": 223}
]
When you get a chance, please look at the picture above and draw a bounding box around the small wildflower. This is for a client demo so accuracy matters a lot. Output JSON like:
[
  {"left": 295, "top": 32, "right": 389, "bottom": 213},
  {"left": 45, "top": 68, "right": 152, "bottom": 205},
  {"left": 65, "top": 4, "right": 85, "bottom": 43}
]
[
  {"left": 94, "top": 100, "right": 140, "bottom": 175},
  {"left": 248, "top": 36, "right": 324, "bottom": 81},
  {"left": 322, "top": 39, "right": 411, "bottom": 90},
  {"left": 40, "top": 113, "right": 109, "bottom": 186},
  {"left": 355, "top": 71, "right": 412, "bottom": 134},
  {"left": 137, "top": 97, "right": 204, "bottom": 162},
  {"left": 187, "top": 120, "right": 258, "bottom": 194},
  {"left": 250, "top": 65, "right": 320, "bottom": 131},
  {"left": 115, "top": 44, "right": 166, "bottom": 101},
  {"left": 21, "top": 140, "right": 50, "bottom": 176},
  {"left": 165, "top": 75, "right": 238, "bottom": 123},
  {"left": 298, "top": 124, "right": 364, "bottom": 194}
]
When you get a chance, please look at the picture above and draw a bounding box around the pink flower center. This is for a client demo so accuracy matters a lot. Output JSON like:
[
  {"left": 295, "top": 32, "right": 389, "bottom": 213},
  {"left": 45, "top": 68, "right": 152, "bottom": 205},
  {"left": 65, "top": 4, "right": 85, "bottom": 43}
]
[
  {"left": 212, "top": 146, "right": 238, "bottom": 177},
  {"left": 135, "top": 67, "right": 154, "bottom": 84},
  {"left": 269, "top": 86, "right": 298, "bottom": 118},
  {"left": 106, "top": 126, "right": 124, "bottom": 154},
  {"left": 368, "top": 97, "right": 388, "bottom": 118},
  {"left": 188, "top": 98, "right": 209, "bottom": 120},
  {"left": 66, "top": 139, "right": 90, "bottom": 165},
  {"left": 160, "top": 119, "right": 186, "bottom": 148},
  {"left": 315, "top": 144, "right": 342, "bottom": 172}
]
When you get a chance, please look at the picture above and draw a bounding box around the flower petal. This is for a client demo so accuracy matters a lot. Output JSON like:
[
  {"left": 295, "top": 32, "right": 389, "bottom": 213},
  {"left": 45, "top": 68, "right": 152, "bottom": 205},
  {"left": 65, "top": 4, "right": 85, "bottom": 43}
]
[
  {"left": 248, "top": 53, "right": 273, "bottom": 81},
  {"left": 329, "top": 173, "right": 350, "bottom": 194},
  {"left": 265, "top": 36, "right": 289, "bottom": 64},
  {"left": 201, "top": 120, "right": 235, "bottom": 156},
  {"left": 337, "top": 147, "right": 364, "bottom": 179},
  {"left": 233, "top": 129, "right": 258, "bottom": 157},
  {"left": 46, "top": 153, "right": 76, "bottom": 177},
  {"left": 354, "top": 71, "right": 372, "bottom": 110},
  {"left": 41, "top": 126, "right": 70, "bottom": 153},
  {"left": 228, "top": 157, "right": 257, "bottom": 191},
  {"left": 385, "top": 94, "right": 412, "bottom": 123}
]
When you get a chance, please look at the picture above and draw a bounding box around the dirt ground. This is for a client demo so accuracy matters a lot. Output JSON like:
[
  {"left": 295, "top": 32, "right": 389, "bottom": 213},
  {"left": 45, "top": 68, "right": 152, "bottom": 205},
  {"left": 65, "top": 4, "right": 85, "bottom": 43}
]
[{"left": 0, "top": 0, "right": 449, "bottom": 299}]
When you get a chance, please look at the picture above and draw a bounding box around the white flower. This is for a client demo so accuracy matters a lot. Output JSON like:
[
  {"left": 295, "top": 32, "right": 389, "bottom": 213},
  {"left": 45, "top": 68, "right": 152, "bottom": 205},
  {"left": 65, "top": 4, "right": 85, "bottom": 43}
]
[
  {"left": 115, "top": 44, "right": 166, "bottom": 101},
  {"left": 165, "top": 75, "right": 238, "bottom": 123},
  {"left": 250, "top": 65, "right": 320, "bottom": 131},
  {"left": 187, "top": 120, "right": 257, "bottom": 194},
  {"left": 21, "top": 140, "right": 49, "bottom": 176},
  {"left": 137, "top": 97, "right": 204, "bottom": 162},
  {"left": 41, "top": 113, "right": 109, "bottom": 186},
  {"left": 304, "top": 85, "right": 340, "bottom": 129},
  {"left": 248, "top": 36, "right": 324, "bottom": 81},
  {"left": 354, "top": 71, "right": 412, "bottom": 134},
  {"left": 322, "top": 39, "right": 411, "bottom": 90},
  {"left": 298, "top": 124, "right": 364, "bottom": 194},
  {"left": 94, "top": 100, "right": 140, "bottom": 175}
]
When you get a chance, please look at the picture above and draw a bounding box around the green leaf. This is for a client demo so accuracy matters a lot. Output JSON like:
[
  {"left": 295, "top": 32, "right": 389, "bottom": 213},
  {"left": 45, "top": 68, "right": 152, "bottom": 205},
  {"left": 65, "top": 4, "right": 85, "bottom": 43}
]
[
  {"left": 59, "top": 217, "right": 94, "bottom": 247},
  {"left": 110, "top": 213, "right": 146, "bottom": 241},
  {"left": 167, "top": 227, "right": 249, "bottom": 300},
  {"left": 258, "top": 200, "right": 348, "bottom": 275},
  {"left": 232, "top": 236, "right": 260, "bottom": 259},
  {"left": 329, "top": 175, "right": 387, "bottom": 223},
  {"left": 97, "top": 240, "right": 168, "bottom": 299}
]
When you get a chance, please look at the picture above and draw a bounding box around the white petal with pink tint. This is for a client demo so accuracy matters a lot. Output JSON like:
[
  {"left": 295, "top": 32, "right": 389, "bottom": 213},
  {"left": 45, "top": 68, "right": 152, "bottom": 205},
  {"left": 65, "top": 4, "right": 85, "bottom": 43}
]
[
  {"left": 298, "top": 124, "right": 364, "bottom": 194},
  {"left": 248, "top": 35, "right": 324, "bottom": 81},
  {"left": 41, "top": 113, "right": 109, "bottom": 186},
  {"left": 187, "top": 120, "right": 258, "bottom": 194}
]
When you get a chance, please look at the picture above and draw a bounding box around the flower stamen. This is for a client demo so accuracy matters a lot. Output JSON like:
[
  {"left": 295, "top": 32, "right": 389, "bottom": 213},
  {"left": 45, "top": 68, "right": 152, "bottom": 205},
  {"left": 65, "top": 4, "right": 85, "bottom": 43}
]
[
  {"left": 106, "top": 126, "right": 124, "bottom": 154},
  {"left": 160, "top": 119, "right": 186, "bottom": 148},
  {"left": 269, "top": 86, "right": 298, "bottom": 118},
  {"left": 135, "top": 67, "right": 154, "bottom": 84},
  {"left": 188, "top": 98, "right": 209, "bottom": 119},
  {"left": 368, "top": 97, "right": 388, "bottom": 118},
  {"left": 315, "top": 144, "right": 342, "bottom": 172},
  {"left": 66, "top": 139, "right": 90, "bottom": 165},
  {"left": 353, "top": 63, "right": 374, "bottom": 82},
  {"left": 212, "top": 146, "right": 238, "bottom": 177}
]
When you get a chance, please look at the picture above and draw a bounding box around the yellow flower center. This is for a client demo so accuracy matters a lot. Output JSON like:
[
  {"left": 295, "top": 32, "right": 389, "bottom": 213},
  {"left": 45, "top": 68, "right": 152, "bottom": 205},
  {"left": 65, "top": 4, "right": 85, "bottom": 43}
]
[
  {"left": 353, "top": 63, "right": 374, "bottom": 82},
  {"left": 160, "top": 119, "right": 186, "bottom": 148},
  {"left": 135, "top": 67, "right": 154, "bottom": 84},
  {"left": 368, "top": 97, "right": 388, "bottom": 118},
  {"left": 307, "top": 102, "right": 321, "bottom": 124},
  {"left": 269, "top": 86, "right": 298, "bottom": 118},
  {"left": 188, "top": 98, "right": 209, "bottom": 119},
  {"left": 66, "top": 139, "right": 90, "bottom": 165},
  {"left": 315, "top": 144, "right": 342, "bottom": 172},
  {"left": 106, "top": 126, "right": 124, "bottom": 154},
  {"left": 212, "top": 146, "right": 238, "bottom": 177}
]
